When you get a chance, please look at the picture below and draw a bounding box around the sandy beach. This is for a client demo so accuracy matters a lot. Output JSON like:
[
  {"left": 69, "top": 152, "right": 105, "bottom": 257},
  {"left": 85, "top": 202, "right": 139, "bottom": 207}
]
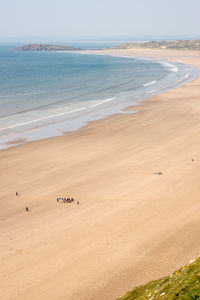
[{"left": 1, "top": 48, "right": 200, "bottom": 300}]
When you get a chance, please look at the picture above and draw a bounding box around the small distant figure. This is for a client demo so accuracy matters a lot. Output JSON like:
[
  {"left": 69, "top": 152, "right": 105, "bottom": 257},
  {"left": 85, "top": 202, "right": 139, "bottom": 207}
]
[
  {"left": 154, "top": 172, "right": 163, "bottom": 175},
  {"left": 77, "top": 201, "right": 79, "bottom": 205},
  {"left": 57, "top": 198, "right": 59, "bottom": 202},
  {"left": 192, "top": 158, "right": 194, "bottom": 161},
  {"left": 25, "top": 206, "right": 29, "bottom": 212},
  {"left": 71, "top": 197, "right": 74, "bottom": 202},
  {"left": 16, "top": 192, "right": 18, "bottom": 196}
]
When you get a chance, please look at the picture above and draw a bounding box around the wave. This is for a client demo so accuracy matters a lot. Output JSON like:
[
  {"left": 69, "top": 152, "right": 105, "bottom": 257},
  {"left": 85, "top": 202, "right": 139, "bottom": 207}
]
[
  {"left": 143, "top": 80, "right": 157, "bottom": 87},
  {"left": 0, "top": 97, "right": 116, "bottom": 131},
  {"left": 0, "top": 91, "right": 46, "bottom": 98},
  {"left": 147, "top": 89, "right": 157, "bottom": 94},
  {"left": 160, "top": 61, "right": 178, "bottom": 72}
]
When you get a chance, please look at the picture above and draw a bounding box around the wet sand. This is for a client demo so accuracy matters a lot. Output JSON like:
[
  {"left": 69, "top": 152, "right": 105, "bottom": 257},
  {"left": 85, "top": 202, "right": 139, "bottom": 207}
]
[{"left": 1, "top": 49, "right": 200, "bottom": 300}]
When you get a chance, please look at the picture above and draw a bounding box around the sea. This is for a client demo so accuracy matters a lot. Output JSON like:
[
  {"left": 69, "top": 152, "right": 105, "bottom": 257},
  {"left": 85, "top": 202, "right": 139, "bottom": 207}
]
[{"left": 0, "top": 42, "right": 199, "bottom": 149}]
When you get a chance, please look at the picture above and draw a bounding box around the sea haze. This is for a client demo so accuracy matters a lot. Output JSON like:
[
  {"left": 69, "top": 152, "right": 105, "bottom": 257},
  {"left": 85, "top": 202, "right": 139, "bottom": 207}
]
[{"left": 0, "top": 44, "right": 199, "bottom": 149}]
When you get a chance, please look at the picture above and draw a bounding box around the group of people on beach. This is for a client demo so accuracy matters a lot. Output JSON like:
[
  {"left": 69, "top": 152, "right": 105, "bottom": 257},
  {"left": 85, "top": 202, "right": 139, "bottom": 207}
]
[
  {"left": 57, "top": 197, "right": 79, "bottom": 205},
  {"left": 16, "top": 190, "right": 80, "bottom": 213}
]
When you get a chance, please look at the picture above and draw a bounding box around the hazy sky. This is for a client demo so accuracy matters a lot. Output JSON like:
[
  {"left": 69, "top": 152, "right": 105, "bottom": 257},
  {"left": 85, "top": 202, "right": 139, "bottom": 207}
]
[{"left": 0, "top": 0, "right": 200, "bottom": 39}]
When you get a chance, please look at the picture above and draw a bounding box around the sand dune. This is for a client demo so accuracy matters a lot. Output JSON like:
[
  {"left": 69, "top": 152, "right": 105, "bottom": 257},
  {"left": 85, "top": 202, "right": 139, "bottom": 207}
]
[{"left": 1, "top": 49, "right": 200, "bottom": 300}]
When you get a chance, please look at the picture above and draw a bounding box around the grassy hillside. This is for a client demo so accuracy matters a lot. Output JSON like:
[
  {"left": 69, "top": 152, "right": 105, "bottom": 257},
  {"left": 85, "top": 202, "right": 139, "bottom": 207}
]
[
  {"left": 117, "top": 258, "right": 200, "bottom": 300},
  {"left": 113, "top": 40, "right": 200, "bottom": 51}
]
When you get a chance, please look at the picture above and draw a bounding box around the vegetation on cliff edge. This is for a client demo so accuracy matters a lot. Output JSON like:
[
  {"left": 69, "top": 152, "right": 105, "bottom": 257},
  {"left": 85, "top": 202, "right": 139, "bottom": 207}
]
[
  {"left": 113, "top": 40, "right": 200, "bottom": 51},
  {"left": 117, "top": 257, "right": 200, "bottom": 300}
]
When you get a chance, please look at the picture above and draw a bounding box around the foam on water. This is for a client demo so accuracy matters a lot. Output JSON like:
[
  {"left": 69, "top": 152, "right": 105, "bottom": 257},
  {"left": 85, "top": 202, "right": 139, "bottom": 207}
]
[
  {"left": 143, "top": 80, "right": 157, "bottom": 87},
  {"left": 160, "top": 61, "right": 178, "bottom": 72},
  {"left": 0, "top": 46, "right": 199, "bottom": 149},
  {"left": 0, "top": 97, "right": 116, "bottom": 131},
  {"left": 147, "top": 89, "right": 157, "bottom": 94}
]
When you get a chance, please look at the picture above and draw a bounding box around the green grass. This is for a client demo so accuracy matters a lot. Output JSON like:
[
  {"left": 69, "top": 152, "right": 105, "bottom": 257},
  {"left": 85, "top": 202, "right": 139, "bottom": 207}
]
[{"left": 117, "top": 258, "right": 200, "bottom": 300}]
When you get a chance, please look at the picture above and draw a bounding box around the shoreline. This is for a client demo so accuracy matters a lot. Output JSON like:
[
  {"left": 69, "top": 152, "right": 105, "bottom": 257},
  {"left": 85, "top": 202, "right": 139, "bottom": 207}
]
[
  {"left": 1, "top": 49, "right": 200, "bottom": 300},
  {"left": 0, "top": 51, "right": 198, "bottom": 151}
]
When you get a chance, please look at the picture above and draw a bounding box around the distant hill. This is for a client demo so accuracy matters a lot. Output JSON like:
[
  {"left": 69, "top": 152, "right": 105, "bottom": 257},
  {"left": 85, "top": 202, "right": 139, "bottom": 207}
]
[
  {"left": 117, "top": 257, "right": 200, "bottom": 300},
  {"left": 112, "top": 40, "right": 200, "bottom": 51},
  {"left": 14, "top": 44, "right": 81, "bottom": 51}
]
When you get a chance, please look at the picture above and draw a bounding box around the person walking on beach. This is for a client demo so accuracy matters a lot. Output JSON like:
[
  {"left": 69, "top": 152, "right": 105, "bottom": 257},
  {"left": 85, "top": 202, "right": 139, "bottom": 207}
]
[{"left": 26, "top": 206, "right": 29, "bottom": 212}]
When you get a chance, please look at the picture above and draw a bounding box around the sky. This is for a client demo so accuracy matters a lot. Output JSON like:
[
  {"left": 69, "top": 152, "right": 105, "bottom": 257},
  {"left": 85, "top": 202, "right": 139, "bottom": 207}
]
[{"left": 0, "top": 0, "right": 200, "bottom": 40}]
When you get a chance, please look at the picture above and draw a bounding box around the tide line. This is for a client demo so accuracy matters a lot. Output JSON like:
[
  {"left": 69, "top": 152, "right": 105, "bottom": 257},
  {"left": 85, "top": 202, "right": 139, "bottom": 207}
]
[{"left": 147, "top": 89, "right": 157, "bottom": 94}]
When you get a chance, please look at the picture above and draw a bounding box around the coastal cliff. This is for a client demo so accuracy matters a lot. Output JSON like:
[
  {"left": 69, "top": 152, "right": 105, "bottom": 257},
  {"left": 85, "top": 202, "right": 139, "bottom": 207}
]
[{"left": 14, "top": 44, "right": 81, "bottom": 51}]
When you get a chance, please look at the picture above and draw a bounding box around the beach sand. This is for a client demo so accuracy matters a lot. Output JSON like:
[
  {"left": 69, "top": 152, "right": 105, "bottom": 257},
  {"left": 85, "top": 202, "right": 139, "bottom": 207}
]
[{"left": 1, "top": 49, "right": 200, "bottom": 300}]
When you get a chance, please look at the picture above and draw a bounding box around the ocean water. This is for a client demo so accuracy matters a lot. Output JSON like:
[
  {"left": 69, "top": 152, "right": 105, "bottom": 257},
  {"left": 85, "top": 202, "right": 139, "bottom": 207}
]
[{"left": 0, "top": 44, "right": 199, "bottom": 149}]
